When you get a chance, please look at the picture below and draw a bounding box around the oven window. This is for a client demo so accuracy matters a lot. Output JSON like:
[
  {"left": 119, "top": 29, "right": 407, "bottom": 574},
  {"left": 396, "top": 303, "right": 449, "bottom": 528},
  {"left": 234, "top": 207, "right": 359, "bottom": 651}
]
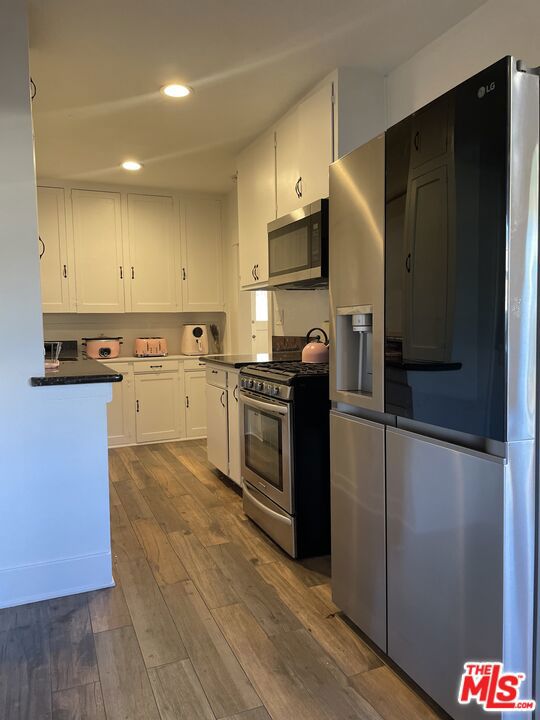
[
  {"left": 244, "top": 406, "right": 283, "bottom": 490},
  {"left": 269, "top": 219, "right": 310, "bottom": 276}
]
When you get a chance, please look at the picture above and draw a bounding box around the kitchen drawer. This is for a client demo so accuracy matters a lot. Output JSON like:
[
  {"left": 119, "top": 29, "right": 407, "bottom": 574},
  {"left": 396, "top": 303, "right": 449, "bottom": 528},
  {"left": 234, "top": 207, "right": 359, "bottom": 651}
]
[
  {"left": 133, "top": 359, "right": 179, "bottom": 374},
  {"left": 102, "top": 361, "right": 133, "bottom": 376},
  {"left": 184, "top": 357, "right": 207, "bottom": 371},
  {"left": 206, "top": 366, "right": 226, "bottom": 388},
  {"left": 227, "top": 369, "right": 240, "bottom": 389}
]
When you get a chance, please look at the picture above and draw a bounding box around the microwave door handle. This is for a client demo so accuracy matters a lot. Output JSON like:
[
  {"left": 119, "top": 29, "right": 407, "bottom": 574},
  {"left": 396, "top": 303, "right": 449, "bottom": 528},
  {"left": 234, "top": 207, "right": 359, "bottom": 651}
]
[{"left": 241, "top": 394, "right": 289, "bottom": 415}]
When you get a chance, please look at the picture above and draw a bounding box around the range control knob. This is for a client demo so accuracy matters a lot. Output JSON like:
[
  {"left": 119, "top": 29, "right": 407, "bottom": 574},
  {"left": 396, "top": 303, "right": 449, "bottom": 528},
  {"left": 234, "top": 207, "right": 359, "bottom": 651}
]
[
  {"left": 248, "top": 379, "right": 254, "bottom": 389},
  {"left": 240, "top": 378, "right": 246, "bottom": 388},
  {"left": 256, "top": 381, "right": 264, "bottom": 391},
  {"left": 271, "top": 385, "right": 280, "bottom": 396}
]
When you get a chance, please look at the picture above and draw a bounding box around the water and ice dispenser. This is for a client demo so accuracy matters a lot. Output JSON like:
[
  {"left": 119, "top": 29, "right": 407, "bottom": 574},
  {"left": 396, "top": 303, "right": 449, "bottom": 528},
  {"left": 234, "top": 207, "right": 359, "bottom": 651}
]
[{"left": 335, "top": 305, "right": 373, "bottom": 396}]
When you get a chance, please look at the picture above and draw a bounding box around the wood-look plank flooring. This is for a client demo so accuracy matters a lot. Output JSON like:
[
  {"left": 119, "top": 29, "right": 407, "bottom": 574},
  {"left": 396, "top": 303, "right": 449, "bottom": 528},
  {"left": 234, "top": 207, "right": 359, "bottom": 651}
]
[{"left": 0, "top": 439, "right": 444, "bottom": 720}]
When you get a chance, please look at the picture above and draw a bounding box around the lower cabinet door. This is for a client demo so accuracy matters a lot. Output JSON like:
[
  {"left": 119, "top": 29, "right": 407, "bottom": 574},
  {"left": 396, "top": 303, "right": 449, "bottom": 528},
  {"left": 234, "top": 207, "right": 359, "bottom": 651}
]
[
  {"left": 330, "top": 411, "right": 386, "bottom": 649},
  {"left": 185, "top": 371, "right": 207, "bottom": 438},
  {"left": 107, "top": 365, "right": 135, "bottom": 447},
  {"left": 135, "top": 373, "right": 181, "bottom": 443},
  {"left": 386, "top": 427, "right": 504, "bottom": 720},
  {"left": 227, "top": 374, "right": 242, "bottom": 486},
  {"left": 206, "top": 383, "right": 228, "bottom": 474}
]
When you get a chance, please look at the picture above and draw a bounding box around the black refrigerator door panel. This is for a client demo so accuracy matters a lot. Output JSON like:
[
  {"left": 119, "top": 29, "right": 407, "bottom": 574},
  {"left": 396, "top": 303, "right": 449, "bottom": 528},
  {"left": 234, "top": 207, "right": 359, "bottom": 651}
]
[{"left": 385, "top": 58, "right": 509, "bottom": 441}]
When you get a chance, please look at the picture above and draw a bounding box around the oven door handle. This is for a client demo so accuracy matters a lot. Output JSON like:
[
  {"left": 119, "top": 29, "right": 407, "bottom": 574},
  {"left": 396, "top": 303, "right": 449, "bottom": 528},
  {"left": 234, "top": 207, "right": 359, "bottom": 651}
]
[
  {"left": 243, "top": 483, "right": 293, "bottom": 525},
  {"left": 240, "top": 394, "right": 289, "bottom": 415}
]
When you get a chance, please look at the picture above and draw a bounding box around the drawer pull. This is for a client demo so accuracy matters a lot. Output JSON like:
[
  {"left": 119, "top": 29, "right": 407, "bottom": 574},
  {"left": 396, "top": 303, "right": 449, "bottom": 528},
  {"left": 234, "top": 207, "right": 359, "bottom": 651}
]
[{"left": 150, "top": 365, "right": 163, "bottom": 369}]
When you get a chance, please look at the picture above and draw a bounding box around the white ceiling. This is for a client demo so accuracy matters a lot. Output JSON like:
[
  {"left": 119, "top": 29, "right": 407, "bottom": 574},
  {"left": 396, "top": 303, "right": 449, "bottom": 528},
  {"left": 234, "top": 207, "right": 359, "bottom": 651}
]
[{"left": 28, "top": 0, "right": 487, "bottom": 194}]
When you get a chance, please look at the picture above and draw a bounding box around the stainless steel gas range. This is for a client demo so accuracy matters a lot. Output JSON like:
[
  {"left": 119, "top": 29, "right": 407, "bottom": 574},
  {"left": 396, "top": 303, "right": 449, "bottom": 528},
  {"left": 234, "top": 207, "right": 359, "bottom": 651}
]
[{"left": 239, "top": 361, "right": 330, "bottom": 559}]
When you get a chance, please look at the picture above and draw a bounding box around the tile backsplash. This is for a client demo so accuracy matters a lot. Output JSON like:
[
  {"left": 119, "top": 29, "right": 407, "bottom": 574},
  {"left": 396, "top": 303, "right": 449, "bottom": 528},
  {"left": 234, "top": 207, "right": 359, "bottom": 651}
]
[{"left": 43, "top": 312, "right": 226, "bottom": 357}]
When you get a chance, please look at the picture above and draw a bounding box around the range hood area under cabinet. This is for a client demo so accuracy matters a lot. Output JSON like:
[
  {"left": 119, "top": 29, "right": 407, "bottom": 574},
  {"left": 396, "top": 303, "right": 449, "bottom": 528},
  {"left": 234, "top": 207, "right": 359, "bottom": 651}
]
[
  {"left": 237, "top": 67, "right": 385, "bottom": 290},
  {"left": 37, "top": 186, "right": 224, "bottom": 314}
]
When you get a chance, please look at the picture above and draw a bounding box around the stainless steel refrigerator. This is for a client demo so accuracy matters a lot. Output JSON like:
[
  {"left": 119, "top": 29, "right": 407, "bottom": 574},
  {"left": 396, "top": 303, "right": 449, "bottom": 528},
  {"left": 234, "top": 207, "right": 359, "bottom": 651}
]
[{"left": 329, "top": 56, "right": 539, "bottom": 720}]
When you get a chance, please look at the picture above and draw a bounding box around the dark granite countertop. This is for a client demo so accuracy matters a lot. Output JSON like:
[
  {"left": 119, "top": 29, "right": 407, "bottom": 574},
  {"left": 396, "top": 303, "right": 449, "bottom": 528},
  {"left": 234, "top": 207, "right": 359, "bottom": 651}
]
[
  {"left": 31, "top": 358, "right": 124, "bottom": 387},
  {"left": 204, "top": 352, "right": 302, "bottom": 368}
]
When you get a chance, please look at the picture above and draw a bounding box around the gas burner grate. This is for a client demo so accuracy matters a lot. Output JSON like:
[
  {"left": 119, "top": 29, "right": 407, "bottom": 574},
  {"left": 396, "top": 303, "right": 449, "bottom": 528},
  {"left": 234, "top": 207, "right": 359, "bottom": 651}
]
[{"left": 242, "top": 361, "right": 329, "bottom": 378}]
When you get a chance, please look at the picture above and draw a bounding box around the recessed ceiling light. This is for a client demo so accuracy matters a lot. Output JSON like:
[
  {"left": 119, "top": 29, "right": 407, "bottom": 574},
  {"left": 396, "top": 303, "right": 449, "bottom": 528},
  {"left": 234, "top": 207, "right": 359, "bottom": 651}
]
[
  {"left": 122, "top": 160, "right": 142, "bottom": 171},
  {"left": 161, "top": 84, "right": 192, "bottom": 98}
]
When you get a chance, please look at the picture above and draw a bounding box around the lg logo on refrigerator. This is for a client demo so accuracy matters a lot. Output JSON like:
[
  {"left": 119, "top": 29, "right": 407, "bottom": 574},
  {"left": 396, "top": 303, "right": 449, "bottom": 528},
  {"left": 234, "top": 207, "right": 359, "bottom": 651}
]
[{"left": 477, "top": 82, "right": 496, "bottom": 98}]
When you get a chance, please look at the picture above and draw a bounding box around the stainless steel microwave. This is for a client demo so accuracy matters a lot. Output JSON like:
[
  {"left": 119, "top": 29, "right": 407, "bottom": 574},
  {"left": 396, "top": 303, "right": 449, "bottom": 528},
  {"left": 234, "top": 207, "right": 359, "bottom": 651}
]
[{"left": 267, "top": 199, "right": 328, "bottom": 288}]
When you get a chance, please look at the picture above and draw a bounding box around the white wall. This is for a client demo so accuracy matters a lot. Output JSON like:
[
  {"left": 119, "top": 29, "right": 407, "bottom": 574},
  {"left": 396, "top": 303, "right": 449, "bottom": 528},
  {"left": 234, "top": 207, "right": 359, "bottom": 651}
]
[
  {"left": 272, "top": 289, "right": 330, "bottom": 339},
  {"left": 386, "top": 0, "right": 540, "bottom": 125},
  {"left": 0, "top": 3, "right": 113, "bottom": 608}
]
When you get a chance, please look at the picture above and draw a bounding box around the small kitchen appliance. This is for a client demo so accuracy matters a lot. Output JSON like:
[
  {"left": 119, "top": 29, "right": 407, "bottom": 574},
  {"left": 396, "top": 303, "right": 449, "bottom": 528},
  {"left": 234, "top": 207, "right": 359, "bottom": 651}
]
[
  {"left": 301, "top": 327, "right": 329, "bottom": 363},
  {"left": 82, "top": 336, "right": 122, "bottom": 359},
  {"left": 239, "top": 360, "right": 330, "bottom": 558},
  {"left": 181, "top": 324, "right": 208, "bottom": 355},
  {"left": 267, "top": 199, "right": 328, "bottom": 288},
  {"left": 134, "top": 337, "right": 168, "bottom": 357}
]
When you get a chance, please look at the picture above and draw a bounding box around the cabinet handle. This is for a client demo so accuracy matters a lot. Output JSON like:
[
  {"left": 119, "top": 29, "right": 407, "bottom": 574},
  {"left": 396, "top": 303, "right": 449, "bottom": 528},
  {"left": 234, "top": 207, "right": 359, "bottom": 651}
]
[
  {"left": 119, "top": 265, "right": 123, "bottom": 279},
  {"left": 233, "top": 385, "right": 238, "bottom": 402},
  {"left": 131, "top": 266, "right": 135, "bottom": 280},
  {"left": 220, "top": 391, "right": 226, "bottom": 408},
  {"left": 211, "top": 369, "right": 218, "bottom": 374},
  {"left": 295, "top": 177, "right": 303, "bottom": 198},
  {"left": 414, "top": 131, "right": 420, "bottom": 152},
  {"left": 136, "top": 399, "right": 140, "bottom": 412},
  {"left": 251, "top": 266, "right": 256, "bottom": 280},
  {"left": 298, "top": 177, "right": 302, "bottom": 197},
  {"left": 185, "top": 395, "right": 190, "bottom": 408},
  {"left": 255, "top": 264, "right": 259, "bottom": 281},
  {"left": 182, "top": 268, "right": 186, "bottom": 280},
  {"left": 39, "top": 237, "right": 45, "bottom": 259},
  {"left": 63, "top": 264, "right": 67, "bottom": 279},
  {"left": 405, "top": 253, "right": 412, "bottom": 273},
  {"left": 149, "top": 365, "right": 163, "bottom": 369}
]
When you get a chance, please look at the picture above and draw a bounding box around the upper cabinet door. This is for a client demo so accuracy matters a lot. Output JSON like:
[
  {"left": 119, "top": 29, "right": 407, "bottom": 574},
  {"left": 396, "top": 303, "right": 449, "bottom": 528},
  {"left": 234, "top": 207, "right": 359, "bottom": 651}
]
[
  {"left": 127, "top": 193, "right": 179, "bottom": 312},
  {"left": 276, "top": 110, "right": 301, "bottom": 216},
  {"left": 72, "top": 189, "right": 125, "bottom": 313},
  {"left": 37, "top": 186, "right": 72, "bottom": 313},
  {"left": 298, "top": 82, "right": 334, "bottom": 205},
  {"left": 237, "top": 130, "right": 275, "bottom": 288},
  {"left": 181, "top": 197, "right": 224, "bottom": 312}
]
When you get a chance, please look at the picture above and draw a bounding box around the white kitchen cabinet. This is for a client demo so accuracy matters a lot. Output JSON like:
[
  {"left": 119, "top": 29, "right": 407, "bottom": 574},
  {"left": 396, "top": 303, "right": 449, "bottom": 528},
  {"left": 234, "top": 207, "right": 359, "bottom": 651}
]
[
  {"left": 276, "top": 110, "right": 301, "bottom": 217},
  {"left": 298, "top": 81, "right": 334, "bottom": 206},
  {"left": 227, "top": 371, "right": 241, "bottom": 486},
  {"left": 206, "top": 382, "right": 228, "bottom": 475},
  {"left": 72, "top": 189, "right": 125, "bottom": 313},
  {"left": 126, "top": 193, "right": 179, "bottom": 312},
  {"left": 37, "top": 186, "right": 73, "bottom": 313},
  {"left": 237, "top": 129, "right": 275, "bottom": 288},
  {"left": 135, "top": 372, "right": 182, "bottom": 443},
  {"left": 106, "top": 363, "right": 136, "bottom": 447},
  {"left": 181, "top": 197, "right": 224, "bottom": 311},
  {"left": 185, "top": 370, "right": 207, "bottom": 438}
]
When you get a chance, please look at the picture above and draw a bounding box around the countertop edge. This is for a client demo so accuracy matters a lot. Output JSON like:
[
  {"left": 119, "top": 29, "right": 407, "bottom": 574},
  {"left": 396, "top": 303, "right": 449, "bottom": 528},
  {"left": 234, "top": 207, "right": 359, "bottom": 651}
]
[{"left": 30, "top": 358, "right": 124, "bottom": 387}]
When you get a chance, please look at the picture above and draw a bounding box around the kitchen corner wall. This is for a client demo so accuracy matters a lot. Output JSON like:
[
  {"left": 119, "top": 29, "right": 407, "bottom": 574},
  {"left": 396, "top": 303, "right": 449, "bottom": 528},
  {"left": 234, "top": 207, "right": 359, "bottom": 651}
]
[{"left": 43, "top": 312, "right": 226, "bottom": 356}]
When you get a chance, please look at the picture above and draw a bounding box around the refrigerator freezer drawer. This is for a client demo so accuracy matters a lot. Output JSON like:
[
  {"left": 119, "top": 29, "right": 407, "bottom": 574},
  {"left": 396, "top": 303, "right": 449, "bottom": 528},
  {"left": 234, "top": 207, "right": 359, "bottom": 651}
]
[
  {"left": 386, "top": 426, "right": 504, "bottom": 720},
  {"left": 330, "top": 411, "right": 386, "bottom": 650}
]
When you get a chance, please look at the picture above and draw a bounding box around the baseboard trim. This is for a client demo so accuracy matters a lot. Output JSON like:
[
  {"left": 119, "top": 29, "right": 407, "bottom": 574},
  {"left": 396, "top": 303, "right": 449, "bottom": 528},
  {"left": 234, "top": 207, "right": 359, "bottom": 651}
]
[{"left": 0, "top": 551, "right": 114, "bottom": 609}]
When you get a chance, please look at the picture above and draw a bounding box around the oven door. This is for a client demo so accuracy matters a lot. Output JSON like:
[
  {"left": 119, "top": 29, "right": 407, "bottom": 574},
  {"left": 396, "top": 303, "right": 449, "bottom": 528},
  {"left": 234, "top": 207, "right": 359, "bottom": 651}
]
[{"left": 240, "top": 390, "right": 293, "bottom": 514}]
